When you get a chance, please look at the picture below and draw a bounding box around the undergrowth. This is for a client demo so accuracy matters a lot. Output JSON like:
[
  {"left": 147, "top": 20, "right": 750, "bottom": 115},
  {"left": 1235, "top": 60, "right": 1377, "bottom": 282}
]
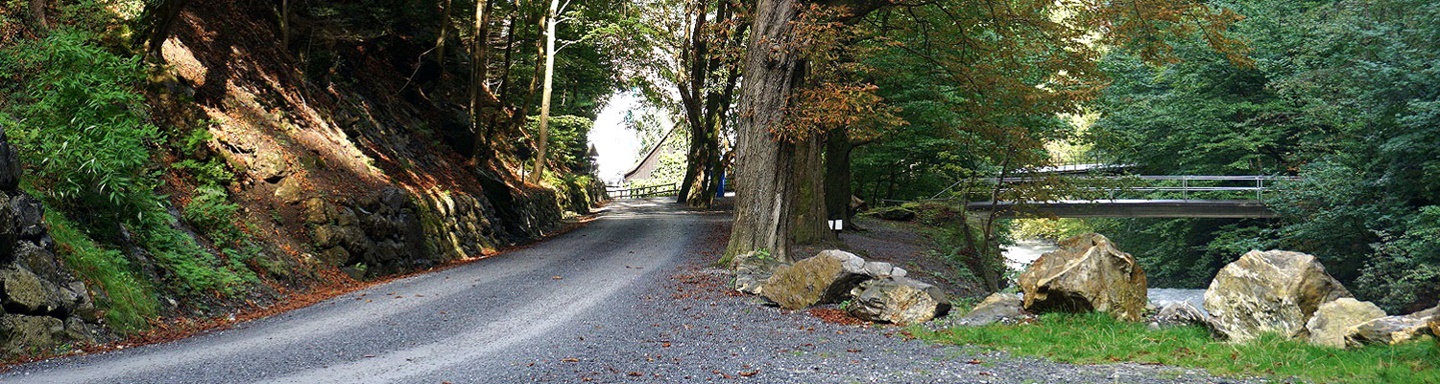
[
  {"left": 1, "top": 27, "right": 256, "bottom": 315},
  {"left": 918, "top": 312, "right": 1440, "bottom": 383},
  {"left": 45, "top": 209, "right": 157, "bottom": 334}
]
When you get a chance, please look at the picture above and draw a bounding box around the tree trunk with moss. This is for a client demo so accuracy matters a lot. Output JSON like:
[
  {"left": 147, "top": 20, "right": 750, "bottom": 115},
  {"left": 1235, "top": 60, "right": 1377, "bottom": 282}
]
[{"left": 725, "top": 0, "right": 834, "bottom": 262}]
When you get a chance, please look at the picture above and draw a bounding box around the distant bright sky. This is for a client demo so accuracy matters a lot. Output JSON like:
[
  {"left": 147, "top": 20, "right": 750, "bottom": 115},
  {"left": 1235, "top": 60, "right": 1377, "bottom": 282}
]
[{"left": 589, "top": 92, "right": 644, "bottom": 185}]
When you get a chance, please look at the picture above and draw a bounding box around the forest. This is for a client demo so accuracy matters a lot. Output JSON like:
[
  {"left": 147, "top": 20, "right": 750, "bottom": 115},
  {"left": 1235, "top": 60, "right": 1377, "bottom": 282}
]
[{"left": 0, "top": 0, "right": 1436, "bottom": 367}]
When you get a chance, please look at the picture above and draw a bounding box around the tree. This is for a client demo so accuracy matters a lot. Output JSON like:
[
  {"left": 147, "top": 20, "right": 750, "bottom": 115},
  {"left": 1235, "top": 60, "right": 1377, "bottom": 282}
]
[
  {"left": 135, "top": 0, "right": 193, "bottom": 61},
  {"left": 724, "top": 0, "right": 1245, "bottom": 267},
  {"left": 527, "top": 0, "right": 560, "bottom": 183}
]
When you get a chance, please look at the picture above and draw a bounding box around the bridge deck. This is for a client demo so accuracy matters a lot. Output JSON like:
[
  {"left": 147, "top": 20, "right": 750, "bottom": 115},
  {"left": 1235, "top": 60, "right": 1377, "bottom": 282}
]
[{"left": 967, "top": 199, "right": 1278, "bottom": 219}]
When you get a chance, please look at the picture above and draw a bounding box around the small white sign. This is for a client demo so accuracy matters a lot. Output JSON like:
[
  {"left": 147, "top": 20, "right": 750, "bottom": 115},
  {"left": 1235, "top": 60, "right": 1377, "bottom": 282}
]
[{"left": 828, "top": 219, "right": 844, "bottom": 231}]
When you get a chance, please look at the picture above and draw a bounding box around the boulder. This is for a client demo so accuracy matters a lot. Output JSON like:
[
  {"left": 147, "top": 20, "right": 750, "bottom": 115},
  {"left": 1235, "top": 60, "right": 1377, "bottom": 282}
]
[
  {"left": 1018, "top": 233, "right": 1147, "bottom": 322},
  {"left": 0, "top": 128, "right": 19, "bottom": 191},
  {"left": 251, "top": 151, "right": 289, "bottom": 183},
  {"left": 1345, "top": 306, "right": 1438, "bottom": 347},
  {"left": 761, "top": 250, "right": 869, "bottom": 309},
  {"left": 847, "top": 277, "right": 950, "bottom": 325},
  {"left": 10, "top": 193, "right": 44, "bottom": 239},
  {"left": 274, "top": 175, "right": 307, "bottom": 204},
  {"left": 1150, "top": 301, "right": 1212, "bottom": 329},
  {"left": 1305, "top": 298, "right": 1386, "bottom": 348},
  {"left": 1203, "top": 250, "right": 1351, "bottom": 342},
  {"left": 862, "top": 261, "right": 906, "bottom": 278},
  {"left": 1345, "top": 316, "right": 1434, "bottom": 347},
  {"left": 732, "top": 251, "right": 787, "bottom": 295},
  {"left": 0, "top": 315, "right": 63, "bottom": 357},
  {"left": 0, "top": 266, "right": 63, "bottom": 315},
  {"left": 955, "top": 293, "right": 1026, "bottom": 326}
]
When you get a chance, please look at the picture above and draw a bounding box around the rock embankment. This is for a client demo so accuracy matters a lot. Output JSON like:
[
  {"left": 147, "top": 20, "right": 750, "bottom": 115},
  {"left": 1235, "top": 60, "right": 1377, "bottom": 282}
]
[{"left": 0, "top": 129, "right": 106, "bottom": 356}]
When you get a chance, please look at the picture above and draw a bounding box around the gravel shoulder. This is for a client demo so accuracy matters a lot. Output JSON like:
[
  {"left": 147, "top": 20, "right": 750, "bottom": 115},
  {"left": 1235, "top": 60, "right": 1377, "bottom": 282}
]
[{"left": 2, "top": 199, "right": 1249, "bottom": 383}]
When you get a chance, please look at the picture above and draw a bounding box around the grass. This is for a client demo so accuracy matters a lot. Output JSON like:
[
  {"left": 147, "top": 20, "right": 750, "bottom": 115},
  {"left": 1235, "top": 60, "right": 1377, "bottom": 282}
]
[
  {"left": 916, "top": 312, "right": 1440, "bottom": 383},
  {"left": 46, "top": 211, "right": 158, "bottom": 334}
]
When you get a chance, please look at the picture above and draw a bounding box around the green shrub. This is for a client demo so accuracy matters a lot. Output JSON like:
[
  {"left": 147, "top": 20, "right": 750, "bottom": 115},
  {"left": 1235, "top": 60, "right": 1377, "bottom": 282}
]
[
  {"left": 0, "top": 28, "right": 163, "bottom": 229},
  {"left": 46, "top": 210, "right": 158, "bottom": 334},
  {"left": 2, "top": 28, "right": 256, "bottom": 299}
]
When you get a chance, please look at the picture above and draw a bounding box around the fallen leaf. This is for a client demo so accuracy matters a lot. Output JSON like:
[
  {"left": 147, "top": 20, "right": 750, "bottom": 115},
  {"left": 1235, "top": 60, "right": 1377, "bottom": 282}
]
[
  {"left": 628, "top": 372, "right": 643, "bottom": 377},
  {"left": 552, "top": 276, "right": 564, "bottom": 280},
  {"left": 967, "top": 359, "right": 982, "bottom": 365},
  {"left": 561, "top": 358, "right": 579, "bottom": 363},
  {"left": 739, "top": 370, "right": 759, "bottom": 377}
]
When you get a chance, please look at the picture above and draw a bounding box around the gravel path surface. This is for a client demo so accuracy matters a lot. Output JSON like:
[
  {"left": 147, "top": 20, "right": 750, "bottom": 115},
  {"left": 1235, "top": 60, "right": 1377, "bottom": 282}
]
[{"left": 3, "top": 199, "right": 1249, "bottom": 383}]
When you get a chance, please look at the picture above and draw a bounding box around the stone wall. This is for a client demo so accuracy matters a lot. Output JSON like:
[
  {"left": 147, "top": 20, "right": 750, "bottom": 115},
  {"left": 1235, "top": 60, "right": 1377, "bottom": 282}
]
[{"left": 0, "top": 131, "right": 104, "bottom": 357}]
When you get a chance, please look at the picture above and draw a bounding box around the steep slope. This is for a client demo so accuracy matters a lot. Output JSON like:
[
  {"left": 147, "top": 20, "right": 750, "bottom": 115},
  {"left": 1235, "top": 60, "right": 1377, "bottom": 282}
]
[{"left": 0, "top": 0, "right": 604, "bottom": 360}]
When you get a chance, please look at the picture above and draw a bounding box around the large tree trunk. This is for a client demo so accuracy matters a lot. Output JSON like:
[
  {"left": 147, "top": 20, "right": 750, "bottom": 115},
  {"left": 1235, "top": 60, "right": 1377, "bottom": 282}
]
[
  {"left": 725, "top": 0, "right": 832, "bottom": 262},
  {"left": 824, "top": 128, "right": 854, "bottom": 227},
  {"left": 527, "top": 0, "right": 559, "bottom": 183}
]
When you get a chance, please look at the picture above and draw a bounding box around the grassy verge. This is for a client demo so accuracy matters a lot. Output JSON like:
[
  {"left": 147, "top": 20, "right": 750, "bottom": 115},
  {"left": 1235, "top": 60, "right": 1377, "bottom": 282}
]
[
  {"left": 46, "top": 211, "right": 158, "bottom": 334},
  {"left": 916, "top": 312, "right": 1440, "bottom": 383}
]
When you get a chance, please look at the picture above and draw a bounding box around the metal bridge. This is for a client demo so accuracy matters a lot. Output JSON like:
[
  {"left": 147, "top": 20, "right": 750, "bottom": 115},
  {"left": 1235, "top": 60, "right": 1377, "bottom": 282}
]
[{"left": 963, "top": 175, "right": 1294, "bottom": 219}]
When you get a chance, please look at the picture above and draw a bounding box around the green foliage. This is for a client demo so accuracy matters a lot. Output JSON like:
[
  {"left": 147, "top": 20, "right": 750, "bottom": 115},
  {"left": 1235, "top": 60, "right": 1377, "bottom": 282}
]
[
  {"left": 525, "top": 115, "right": 596, "bottom": 173},
  {"left": 1, "top": 29, "right": 163, "bottom": 226},
  {"left": 46, "top": 209, "right": 157, "bottom": 334},
  {"left": 1007, "top": 218, "right": 1094, "bottom": 242},
  {"left": 1, "top": 28, "right": 255, "bottom": 301},
  {"left": 920, "top": 312, "right": 1440, "bottom": 383},
  {"left": 1085, "top": 0, "right": 1440, "bottom": 308}
]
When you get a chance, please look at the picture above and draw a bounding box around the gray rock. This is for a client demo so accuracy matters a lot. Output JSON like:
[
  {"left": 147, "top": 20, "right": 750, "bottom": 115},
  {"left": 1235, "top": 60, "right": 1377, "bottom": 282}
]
[
  {"left": 1150, "top": 301, "right": 1212, "bottom": 329},
  {"left": 1345, "top": 305, "right": 1438, "bottom": 347},
  {"left": 847, "top": 277, "right": 950, "bottom": 325},
  {"left": 732, "top": 251, "right": 786, "bottom": 295},
  {"left": 955, "top": 293, "right": 1026, "bottom": 326},
  {"left": 760, "top": 250, "right": 870, "bottom": 309},
  {"left": 251, "top": 151, "right": 289, "bottom": 183},
  {"left": 0, "top": 266, "right": 62, "bottom": 315},
  {"left": 1204, "top": 250, "right": 1351, "bottom": 342},
  {"left": 862, "top": 261, "right": 907, "bottom": 278},
  {"left": 0, "top": 314, "right": 63, "bottom": 357},
  {"left": 10, "top": 193, "right": 44, "bottom": 239}
]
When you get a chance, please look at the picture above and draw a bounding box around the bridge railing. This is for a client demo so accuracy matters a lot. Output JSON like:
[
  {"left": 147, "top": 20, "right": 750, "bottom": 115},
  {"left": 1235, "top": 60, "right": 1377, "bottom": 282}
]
[
  {"left": 606, "top": 183, "right": 681, "bottom": 199},
  {"left": 977, "top": 175, "right": 1299, "bottom": 202}
]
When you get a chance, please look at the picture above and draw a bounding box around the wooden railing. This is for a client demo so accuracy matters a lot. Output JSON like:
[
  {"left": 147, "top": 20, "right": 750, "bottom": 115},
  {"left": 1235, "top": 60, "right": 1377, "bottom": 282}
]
[{"left": 606, "top": 184, "right": 681, "bottom": 199}]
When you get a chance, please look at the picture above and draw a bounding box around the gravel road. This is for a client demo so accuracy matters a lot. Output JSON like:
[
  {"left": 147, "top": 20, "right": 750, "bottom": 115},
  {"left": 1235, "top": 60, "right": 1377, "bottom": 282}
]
[{"left": 2, "top": 199, "right": 1249, "bottom": 383}]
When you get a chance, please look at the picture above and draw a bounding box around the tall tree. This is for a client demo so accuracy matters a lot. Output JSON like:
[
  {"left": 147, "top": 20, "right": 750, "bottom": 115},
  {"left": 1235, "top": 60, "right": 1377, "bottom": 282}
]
[
  {"left": 527, "top": 0, "right": 560, "bottom": 183},
  {"left": 724, "top": 0, "right": 1245, "bottom": 265}
]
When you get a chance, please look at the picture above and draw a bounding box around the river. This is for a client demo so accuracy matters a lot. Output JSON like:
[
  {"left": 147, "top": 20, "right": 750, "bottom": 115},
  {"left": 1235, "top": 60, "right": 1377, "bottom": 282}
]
[{"left": 1003, "top": 240, "right": 1208, "bottom": 314}]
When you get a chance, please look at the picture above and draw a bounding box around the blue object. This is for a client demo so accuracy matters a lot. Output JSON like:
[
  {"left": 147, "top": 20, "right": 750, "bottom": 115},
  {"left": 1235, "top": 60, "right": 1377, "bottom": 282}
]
[{"left": 716, "top": 171, "right": 727, "bottom": 197}]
